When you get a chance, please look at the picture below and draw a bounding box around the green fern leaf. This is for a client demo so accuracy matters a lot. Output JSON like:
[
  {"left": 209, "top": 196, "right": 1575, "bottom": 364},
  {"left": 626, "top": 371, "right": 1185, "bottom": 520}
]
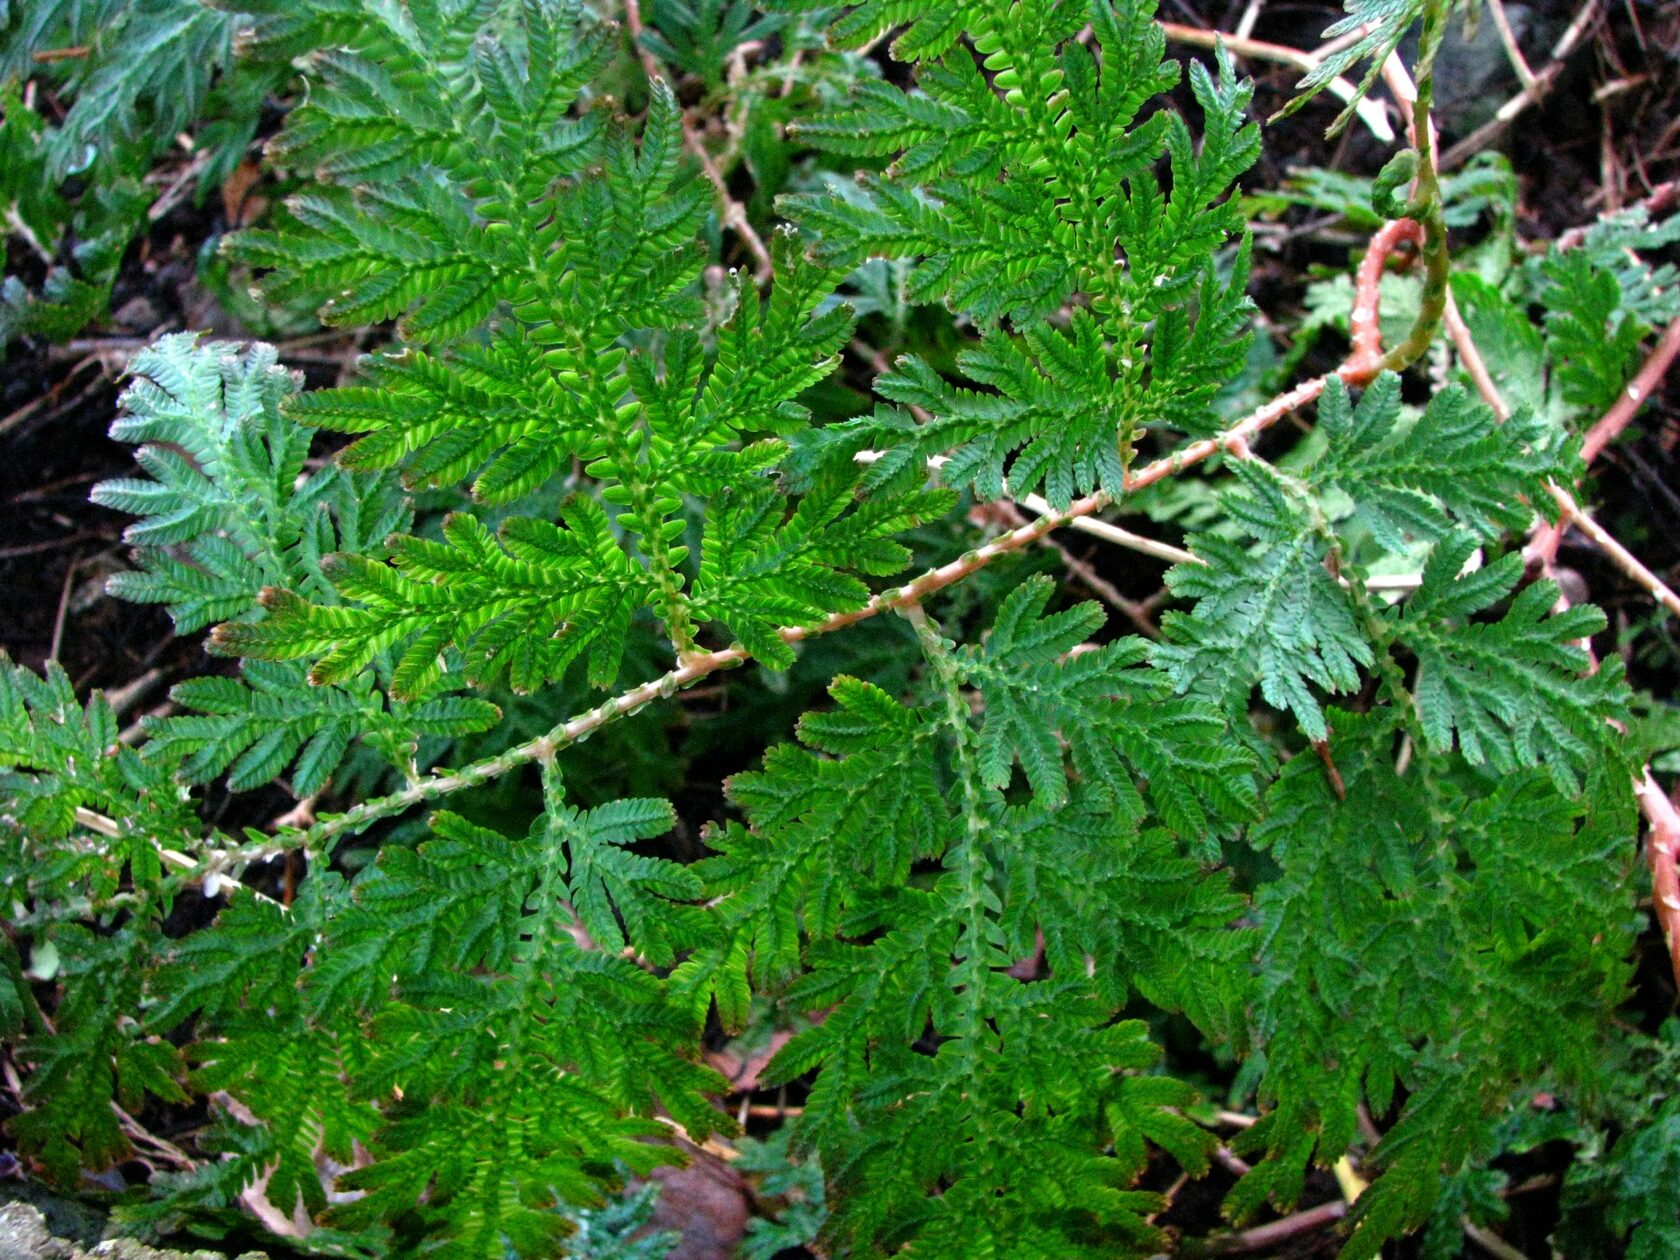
[
  {"left": 1398, "top": 534, "right": 1628, "bottom": 792},
  {"left": 1234, "top": 711, "right": 1636, "bottom": 1255},
  {"left": 690, "top": 593, "right": 1247, "bottom": 1254},
  {"left": 1312, "top": 374, "right": 1565, "bottom": 549},
  {"left": 10, "top": 923, "right": 186, "bottom": 1183},
  {"left": 1156, "top": 472, "right": 1372, "bottom": 742}
]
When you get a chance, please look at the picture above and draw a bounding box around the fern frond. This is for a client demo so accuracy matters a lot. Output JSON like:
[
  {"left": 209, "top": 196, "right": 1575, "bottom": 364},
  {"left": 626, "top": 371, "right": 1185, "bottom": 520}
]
[
  {"left": 1158, "top": 371, "right": 1579, "bottom": 743},
  {"left": 1311, "top": 374, "right": 1563, "bottom": 548},
  {"left": 92, "top": 334, "right": 409, "bottom": 631},
  {"left": 783, "top": 1, "right": 1258, "bottom": 504},
  {"left": 687, "top": 588, "right": 1250, "bottom": 1254},
  {"left": 1281, "top": 0, "right": 1429, "bottom": 135},
  {"left": 10, "top": 923, "right": 185, "bottom": 1183},
  {"left": 1399, "top": 535, "right": 1628, "bottom": 793},
  {"left": 1233, "top": 711, "right": 1636, "bottom": 1256},
  {"left": 210, "top": 0, "right": 950, "bottom": 674},
  {"left": 0, "top": 657, "right": 196, "bottom": 898},
  {"left": 1156, "top": 485, "right": 1371, "bottom": 743},
  {"left": 215, "top": 500, "right": 657, "bottom": 698},
  {"left": 143, "top": 662, "right": 499, "bottom": 796}
]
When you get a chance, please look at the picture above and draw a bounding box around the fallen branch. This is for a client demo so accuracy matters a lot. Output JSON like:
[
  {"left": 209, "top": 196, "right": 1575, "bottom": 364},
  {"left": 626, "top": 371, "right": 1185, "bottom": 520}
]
[{"left": 1438, "top": 0, "right": 1601, "bottom": 172}]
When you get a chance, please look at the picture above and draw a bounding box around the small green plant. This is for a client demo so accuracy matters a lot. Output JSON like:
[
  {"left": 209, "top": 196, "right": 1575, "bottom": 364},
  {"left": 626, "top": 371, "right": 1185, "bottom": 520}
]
[
  {"left": 0, "top": 0, "right": 325, "bottom": 344},
  {"left": 4, "top": 1, "right": 1678, "bottom": 1257}
]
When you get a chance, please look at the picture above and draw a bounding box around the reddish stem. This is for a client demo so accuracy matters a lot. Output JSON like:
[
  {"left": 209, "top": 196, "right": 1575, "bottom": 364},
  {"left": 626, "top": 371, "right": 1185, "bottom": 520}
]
[
  {"left": 1634, "top": 772, "right": 1680, "bottom": 991},
  {"left": 1344, "top": 219, "right": 1425, "bottom": 385},
  {"left": 1580, "top": 315, "right": 1680, "bottom": 465}
]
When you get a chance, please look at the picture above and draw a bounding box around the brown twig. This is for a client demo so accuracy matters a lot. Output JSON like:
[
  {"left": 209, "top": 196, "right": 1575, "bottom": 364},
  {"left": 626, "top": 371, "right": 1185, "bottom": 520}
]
[
  {"left": 1207, "top": 1200, "right": 1348, "bottom": 1255},
  {"left": 1543, "top": 486, "right": 1680, "bottom": 619},
  {"left": 1484, "top": 0, "right": 1539, "bottom": 93},
  {"left": 1438, "top": 0, "right": 1601, "bottom": 171},
  {"left": 48, "top": 552, "right": 81, "bottom": 663},
  {"left": 1017, "top": 493, "right": 1200, "bottom": 568},
  {"left": 1522, "top": 316, "right": 1680, "bottom": 586},
  {"left": 1461, "top": 1219, "right": 1533, "bottom": 1260}
]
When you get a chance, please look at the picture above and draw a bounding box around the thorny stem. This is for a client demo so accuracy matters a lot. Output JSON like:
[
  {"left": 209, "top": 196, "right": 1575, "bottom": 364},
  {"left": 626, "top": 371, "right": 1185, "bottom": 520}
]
[
  {"left": 1525, "top": 318, "right": 1680, "bottom": 572},
  {"left": 1580, "top": 316, "right": 1680, "bottom": 466},
  {"left": 184, "top": 216, "right": 1428, "bottom": 889},
  {"left": 1373, "top": 10, "right": 1451, "bottom": 377},
  {"left": 1634, "top": 773, "right": 1680, "bottom": 990}
]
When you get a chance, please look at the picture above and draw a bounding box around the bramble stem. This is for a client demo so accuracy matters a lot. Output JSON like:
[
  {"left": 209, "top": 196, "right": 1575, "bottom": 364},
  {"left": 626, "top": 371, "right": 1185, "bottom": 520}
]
[
  {"left": 192, "top": 213, "right": 1428, "bottom": 886},
  {"left": 1374, "top": 14, "right": 1450, "bottom": 376},
  {"left": 1634, "top": 772, "right": 1680, "bottom": 990}
]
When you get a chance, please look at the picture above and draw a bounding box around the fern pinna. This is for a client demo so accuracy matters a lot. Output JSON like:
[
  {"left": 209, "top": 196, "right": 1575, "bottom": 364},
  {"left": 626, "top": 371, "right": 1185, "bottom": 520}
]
[{"left": 0, "top": 0, "right": 1660, "bottom": 1257}]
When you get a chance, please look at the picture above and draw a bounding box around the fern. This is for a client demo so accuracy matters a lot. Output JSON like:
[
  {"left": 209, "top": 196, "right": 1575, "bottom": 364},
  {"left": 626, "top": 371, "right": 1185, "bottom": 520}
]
[
  {"left": 217, "top": 2, "right": 948, "bottom": 676},
  {"left": 687, "top": 583, "right": 1251, "bottom": 1254},
  {"left": 2, "top": 0, "right": 1666, "bottom": 1257},
  {"left": 1232, "top": 711, "right": 1636, "bottom": 1256},
  {"left": 0, "top": 0, "right": 304, "bottom": 343},
  {"left": 1282, "top": 0, "right": 1430, "bottom": 131},
  {"left": 1400, "top": 535, "right": 1627, "bottom": 792},
  {"left": 91, "top": 335, "right": 498, "bottom": 795},
  {"left": 782, "top": 0, "right": 1259, "bottom": 502},
  {"left": 138, "top": 769, "right": 722, "bottom": 1259}
]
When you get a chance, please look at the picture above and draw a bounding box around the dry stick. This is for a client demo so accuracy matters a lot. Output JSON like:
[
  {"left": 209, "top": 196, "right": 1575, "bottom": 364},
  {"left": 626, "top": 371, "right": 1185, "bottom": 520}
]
[
  {"left": 1438, "top": 0, "right": 1600, "bottom": 171},
  {"left": 1210, "top": 1200, "right": 1349, "bottom": 1255},
  {"left": 1484, "top": 0, "right": 1539, "bottom": 93},
  {"left": 1461, "top": 1219, "right": 1534, "bottom": 1260},
  {"left": 623, "top": 0, "right": 774, "bottom": 281},
  {"left": 1544, "top": 485, "right": 1680, "bottom": 619},
  {"left": 47, "top": 552, "right": 80, "bottom": 663},
  {"left": 1581, "top": 315, "right": 1680, "bottom": 465},
  {"left": 1017, "top": 493, "right": 1199, "bottom": 567}
]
